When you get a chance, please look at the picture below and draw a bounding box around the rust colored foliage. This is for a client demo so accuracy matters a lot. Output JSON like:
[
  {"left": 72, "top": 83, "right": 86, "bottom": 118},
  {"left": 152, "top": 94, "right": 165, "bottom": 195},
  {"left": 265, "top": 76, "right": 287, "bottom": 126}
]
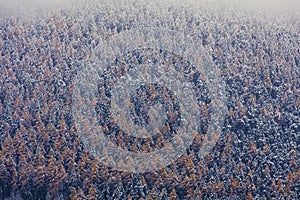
[{"left": 0, "top": 1, "right": 299, "bottom": 200}]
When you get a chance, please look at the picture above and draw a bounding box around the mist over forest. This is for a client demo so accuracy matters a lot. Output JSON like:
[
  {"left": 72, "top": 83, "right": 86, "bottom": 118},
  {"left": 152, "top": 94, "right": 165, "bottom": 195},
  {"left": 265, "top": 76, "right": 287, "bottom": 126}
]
[{"left": 0, "top": 0, "right": 299, "bottom": 17}]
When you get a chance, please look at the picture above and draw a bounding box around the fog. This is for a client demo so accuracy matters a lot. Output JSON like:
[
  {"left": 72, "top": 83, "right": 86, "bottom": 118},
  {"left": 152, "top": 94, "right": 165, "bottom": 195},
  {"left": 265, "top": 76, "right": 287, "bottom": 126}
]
[
  {"left": 0, "top": 0, "right": 84, "bottom": 17},
  {"left": 0, "top": 0, "right": 299, "bottom": 18}
]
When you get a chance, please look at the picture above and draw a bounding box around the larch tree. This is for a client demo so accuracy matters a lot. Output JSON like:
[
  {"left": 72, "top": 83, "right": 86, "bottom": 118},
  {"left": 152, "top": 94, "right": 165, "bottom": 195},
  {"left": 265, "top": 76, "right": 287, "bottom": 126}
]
[{"left": 87, "top": 183, "right": 98, "bottom": 200}]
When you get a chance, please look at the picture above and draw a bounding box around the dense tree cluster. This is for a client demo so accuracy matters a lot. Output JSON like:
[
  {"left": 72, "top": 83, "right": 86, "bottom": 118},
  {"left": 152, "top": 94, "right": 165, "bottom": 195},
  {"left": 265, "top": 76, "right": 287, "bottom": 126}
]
[{"left": 0, "top": 1, "right": 299, "bottom": 199}]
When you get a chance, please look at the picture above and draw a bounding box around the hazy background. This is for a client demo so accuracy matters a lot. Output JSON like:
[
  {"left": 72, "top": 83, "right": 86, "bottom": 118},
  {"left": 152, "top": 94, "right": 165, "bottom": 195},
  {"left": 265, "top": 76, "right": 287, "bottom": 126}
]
[
  {"left": 0, "top": 0, "right": 84, "bottom": 17},
  {"left": 0, "top": 0, "right": 299, "bottom": 18}
]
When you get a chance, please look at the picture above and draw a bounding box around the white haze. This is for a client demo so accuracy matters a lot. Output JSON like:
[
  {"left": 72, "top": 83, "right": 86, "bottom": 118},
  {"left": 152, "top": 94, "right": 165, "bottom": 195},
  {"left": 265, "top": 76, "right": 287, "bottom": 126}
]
[{"left": 0, "top": 0, "right": 299, "bottom": 18}]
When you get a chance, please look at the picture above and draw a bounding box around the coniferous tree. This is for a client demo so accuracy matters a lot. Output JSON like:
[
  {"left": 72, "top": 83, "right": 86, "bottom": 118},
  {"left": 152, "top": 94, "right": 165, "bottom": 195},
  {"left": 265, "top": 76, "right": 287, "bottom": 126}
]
[{"left": 87, "top": 183, "right": 98, "bottom": 200}]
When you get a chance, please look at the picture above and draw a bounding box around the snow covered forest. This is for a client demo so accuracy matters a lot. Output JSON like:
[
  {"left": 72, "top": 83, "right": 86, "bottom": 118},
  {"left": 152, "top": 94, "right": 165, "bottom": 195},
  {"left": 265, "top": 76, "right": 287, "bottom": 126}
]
[{"left": 0, "top": 0, "right": 299, "bottom": 199}]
